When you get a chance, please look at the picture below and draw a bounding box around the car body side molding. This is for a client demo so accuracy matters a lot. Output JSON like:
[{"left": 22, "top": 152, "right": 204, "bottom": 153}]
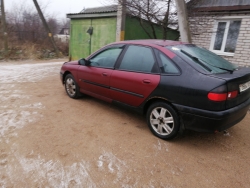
[
  {"left": 83, "top": 80, "right": 110, "bottom": 89},
  {"left": 110, "top": 87, "right": 144, "bottom": 98}
]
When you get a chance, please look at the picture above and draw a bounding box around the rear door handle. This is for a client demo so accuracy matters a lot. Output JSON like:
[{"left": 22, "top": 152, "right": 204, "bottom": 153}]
[
  {"left": 102, "top": 73, "right": 108, "bottom": 76},
  {"left": 143, "top": 79, "right": 151, "bottom": 84}
]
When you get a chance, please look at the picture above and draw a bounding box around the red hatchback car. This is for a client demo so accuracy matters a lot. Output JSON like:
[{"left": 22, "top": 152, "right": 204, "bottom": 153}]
[{"left": 60, "top": 40, "right": 250, "bottom": 140}]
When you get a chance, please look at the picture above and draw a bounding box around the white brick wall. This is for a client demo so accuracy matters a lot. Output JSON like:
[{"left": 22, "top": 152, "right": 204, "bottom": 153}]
[
  {"left": 235, "top": 16, "right": 250, "bottom": 67},
  {"left": 189, "top": 13, "right": 250, "bottom": 67}
]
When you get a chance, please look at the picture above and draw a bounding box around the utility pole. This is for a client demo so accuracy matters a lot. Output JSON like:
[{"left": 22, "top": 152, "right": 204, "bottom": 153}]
[
  {"left": 0, "top": 0, "right": 8, "bottom": 53},
  {"left": 175, "top": 0, "right": 192, "bottom": 43},
  {"left": 116, "top": 0, "right": 126, "bottom": 41},
  {"left": 33, "top": 0, "right": 60, "bottom": 56},
  {"left": 120, "top": 0, "right": 126, "bottom": 41}
]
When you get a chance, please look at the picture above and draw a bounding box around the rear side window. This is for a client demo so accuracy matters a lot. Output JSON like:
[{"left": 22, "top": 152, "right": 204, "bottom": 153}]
[
  {"left": 159, "top": 52, "right": 179, "bottom": 74},
  {"left": 119, "top": 45, "right": 157, "bottom": 73}
]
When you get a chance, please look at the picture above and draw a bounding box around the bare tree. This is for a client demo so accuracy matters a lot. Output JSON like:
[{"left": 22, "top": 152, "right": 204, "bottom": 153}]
[
  {"left": 60, "top": 18, "right": 70, "bottom": 30},
  {"left": 1, "top": 0, "right": 8, "bottom": 52},
  {"left": 47, "top": 17, "right": 60, "bottom": 35},
  {"left": 4, "top": 0, "right": 69, "bottom": 58},
  {"left": 7, "top": 2, "right": 64, "bottom": 43},
  {"left": 33, "top": 0, "right": 59, "bottom": 56},
  {"left": 115, "top": 0, "right": 178, "bottom": 39},
  {"left": 7, "top": 3, "right": 46, "bottom": 42}
]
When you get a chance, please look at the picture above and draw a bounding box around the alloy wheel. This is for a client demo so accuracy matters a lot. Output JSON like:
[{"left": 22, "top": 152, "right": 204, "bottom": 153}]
[
  {"left": 65, "top": 77, "right": 76, "bottom": 97},
  {"left": 150, "top": 107, "right": 174, "bottom": 136}
]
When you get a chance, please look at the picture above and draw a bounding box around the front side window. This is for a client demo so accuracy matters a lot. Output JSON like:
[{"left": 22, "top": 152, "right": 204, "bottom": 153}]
[
  {"left": 119, "top": 45, "right": 157, "bottom": 73},
  {"left": 89, "top": 48, "right": 122, "bottom": 68},
  {"left": 210, "top": 20, "right": 241, "bottom": 55}
]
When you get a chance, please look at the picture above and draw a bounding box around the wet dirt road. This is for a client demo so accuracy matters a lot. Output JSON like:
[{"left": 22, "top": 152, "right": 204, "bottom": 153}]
[{"left": 0, "top": 60, "right": 250, "bottom": 187}]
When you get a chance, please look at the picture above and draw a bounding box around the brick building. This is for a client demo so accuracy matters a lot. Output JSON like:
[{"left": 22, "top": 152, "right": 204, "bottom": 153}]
[{"left": 188, "top": 0, "right": 250, "bottom": 67}]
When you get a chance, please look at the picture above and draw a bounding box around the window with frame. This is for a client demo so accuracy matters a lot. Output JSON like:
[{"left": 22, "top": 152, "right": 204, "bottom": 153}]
[
  {"left": 158, "top": 52, "right": 179, "bottom": 74},
  {"left": 89, "top": 48, "right": 122, "bottom": 68},
  {"left": 119, "top": 45, "right": 157, "bottom": 73},
  {"left": 210, "top": 20, "right": 241, "bottom": 55}
]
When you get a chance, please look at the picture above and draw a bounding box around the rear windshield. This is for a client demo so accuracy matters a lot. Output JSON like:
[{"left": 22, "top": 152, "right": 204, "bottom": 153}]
[{"left": 167, "top": 44, "right": 238, "bottom": 74}]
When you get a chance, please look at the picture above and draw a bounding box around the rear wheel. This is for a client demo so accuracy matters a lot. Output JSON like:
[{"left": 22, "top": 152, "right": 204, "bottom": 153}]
[
  {"left": 146, "top": 102, "right": 180, "bottom": 140},
  {"left": 64, "top": 74, "right": 81, "bottom": 99}
]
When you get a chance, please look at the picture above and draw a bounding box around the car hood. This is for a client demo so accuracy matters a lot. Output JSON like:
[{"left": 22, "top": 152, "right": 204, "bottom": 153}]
[{"left": 64, "top": 61, "right": 79, "bottom": 65}]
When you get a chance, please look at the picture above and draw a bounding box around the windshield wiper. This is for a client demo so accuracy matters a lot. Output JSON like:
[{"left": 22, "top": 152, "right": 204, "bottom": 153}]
[
  {"left": 180, "top": 50, "right": 212, "bottom": 72},
  {"left": 212, "top": 66, "right": 234, "bottom": 74},
  {"left": 181, "top": 50, "right": 234, "bottom": 74},
  {"left": 197, "top": 57, "right": 234, "bottom": 74}
]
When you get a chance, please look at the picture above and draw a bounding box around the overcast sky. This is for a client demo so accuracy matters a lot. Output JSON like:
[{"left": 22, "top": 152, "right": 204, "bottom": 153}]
[{"left": 5, "top": 0, "right": 113, "bottom": 19}]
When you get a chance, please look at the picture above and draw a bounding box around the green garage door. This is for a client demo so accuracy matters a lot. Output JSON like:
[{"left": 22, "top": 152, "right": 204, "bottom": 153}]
[
  {"left": 70, "top": 19, "right": 90, "bottom": 60},
  {"left": 69, "top": 17, "right": 117, "bottom": 60}
]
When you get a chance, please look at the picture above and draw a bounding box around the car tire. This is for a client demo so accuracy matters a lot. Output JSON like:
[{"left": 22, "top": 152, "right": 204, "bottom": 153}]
[
  {"left": 147, "top": 102, "right": 180, "bottom": 140},
  {"left": 64, "top": 74, "right": 81, "bottom": 99}
]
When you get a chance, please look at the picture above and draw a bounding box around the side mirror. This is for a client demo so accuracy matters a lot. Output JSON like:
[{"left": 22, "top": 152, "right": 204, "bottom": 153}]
[{"left": 78, "top": 58, "right": 91, "bottom": 66}]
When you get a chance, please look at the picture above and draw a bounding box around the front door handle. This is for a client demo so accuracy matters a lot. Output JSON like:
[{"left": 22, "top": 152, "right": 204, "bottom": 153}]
[
  {"left": 143, "top": 79, "right": 151, "bottom": 84},
  {"left": 102, "top": 73, "right": 108, "bottom": 76}
]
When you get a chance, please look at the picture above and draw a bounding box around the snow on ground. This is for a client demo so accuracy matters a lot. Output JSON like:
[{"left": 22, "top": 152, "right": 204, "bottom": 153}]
[
  {"left": 97, "top": 151, "right": 127, "bottom": 181},
  {"left": 4, "top": 152, "right": 96, "bottom": 187},
  {"left": 0, "top": 62, "right": 84, "bottom": 187},
  {"left": 0, "top": 86, "right": 43, "bottom": 144},
  {"left": 0, "top": 61, "right": 172, "bottom": 187},
  {"left": 0, "top": 62, "right": 62, "bottom": 137},
  {"left": 0, "top": 62, "right": 131, "bottom": 187},
  {"left": 0, "top": 62, "right": 63, "bottom": 83}
]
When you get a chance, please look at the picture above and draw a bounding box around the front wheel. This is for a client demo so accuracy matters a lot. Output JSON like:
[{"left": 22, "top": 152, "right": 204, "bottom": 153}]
[
  {"left": 146, "top": 102, "right": 180, "bottom": 140},
  {"left": 64, "top": 74, "right": 81, "bottom": 99}
]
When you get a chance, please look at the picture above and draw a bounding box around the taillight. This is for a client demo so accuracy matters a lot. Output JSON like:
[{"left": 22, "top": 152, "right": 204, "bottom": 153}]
[
  {"left": 227, "top": 91, "right": 238, "bottom": 99},
  {"left": 208, "top": 93, "right": 227, "bottom": 101},
  {"left": 208, "top": 85, "right": 238, "bottom": 101}
]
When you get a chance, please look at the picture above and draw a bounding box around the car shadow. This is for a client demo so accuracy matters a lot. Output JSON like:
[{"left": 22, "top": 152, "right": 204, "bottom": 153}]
[{"left": 63, "top": 95, "right": 249, "bottom": 156}]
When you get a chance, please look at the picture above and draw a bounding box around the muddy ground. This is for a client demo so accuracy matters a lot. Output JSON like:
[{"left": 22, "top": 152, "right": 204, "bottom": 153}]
[{"left": 0, "top": 60, "right": 250, "bottom": 187}]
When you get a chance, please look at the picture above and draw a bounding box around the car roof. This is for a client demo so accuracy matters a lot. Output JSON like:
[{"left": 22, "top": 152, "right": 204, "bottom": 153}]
[{"left": 112, "top": 39, "right": 187, "bottom": 47}]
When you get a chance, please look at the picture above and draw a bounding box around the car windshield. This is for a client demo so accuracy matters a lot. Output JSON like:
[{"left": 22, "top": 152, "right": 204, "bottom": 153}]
[{"left": 168, "top": 44, "right": 238, "bottom": 74}]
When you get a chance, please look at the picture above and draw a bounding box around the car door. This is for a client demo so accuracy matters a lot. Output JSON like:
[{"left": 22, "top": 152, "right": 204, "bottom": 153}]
[
  {"left": 109, "top": 45, "right": 161, "bottom": 107},
  {"left": 77, "top": 46, "right": 123, "bottom": 100}
]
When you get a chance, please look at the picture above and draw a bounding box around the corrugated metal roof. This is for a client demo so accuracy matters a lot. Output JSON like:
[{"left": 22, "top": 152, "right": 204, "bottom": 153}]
[
  {"left": 193, "top": 0, "right": 250, "bottom": 7},
  {"left": 67, "top": 5, "right": 117, "bottom": 15},
  {"left": 67, "top": 5, "right": 118, "bottom": 17},
  {"left": 188, "top": 0, "right": 250, "bottom": 12}
]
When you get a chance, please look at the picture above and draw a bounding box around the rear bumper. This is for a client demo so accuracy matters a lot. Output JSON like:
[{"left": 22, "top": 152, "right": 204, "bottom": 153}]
[{"left": 174, "top": 98, "right": 250, "bottom": 133}]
